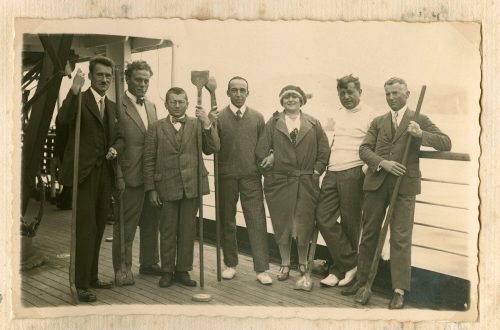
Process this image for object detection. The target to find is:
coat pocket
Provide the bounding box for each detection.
[154,173,162,181]
[407,169,421,178]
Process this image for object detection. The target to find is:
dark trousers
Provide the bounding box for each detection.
[112,186,160,271]
[159,197,198,272]
[75,163,112,289]
[219,177,269,272]
[316,166,364,278]
[356,176,416,291]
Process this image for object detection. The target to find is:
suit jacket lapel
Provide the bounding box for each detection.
[123,94,147,135]
[393,108,412,142]
[295,113,313,146]
[382,112,393,140]
[161,116,179,148]
[145,101,157,127]
[181,117,195,151]
[85,89,104,126]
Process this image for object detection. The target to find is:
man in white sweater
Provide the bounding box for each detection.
[316,74,376,287]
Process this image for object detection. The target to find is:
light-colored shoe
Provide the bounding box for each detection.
[256,272,273,285]
[320,274,340,287]
[338,266,357,287]
[222,267,236,280]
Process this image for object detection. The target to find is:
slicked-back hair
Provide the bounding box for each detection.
[165,87,188,103]
[337,74,361,92]
[384,77,408,89]
[125,60,154,79]
[227,76,249,93]
[89,56,115,74]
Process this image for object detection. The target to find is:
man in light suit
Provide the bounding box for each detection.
[143,87,220,288]
[112,61,161,283]
[58,56,125,302]
[341,77,451,309]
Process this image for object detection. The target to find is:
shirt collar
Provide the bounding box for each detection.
[90,87,105,104]
[126,90,139,104]
[343,102,363,113]
[391,105,407,119]
[169,114,186,123]
[229,103,247,116]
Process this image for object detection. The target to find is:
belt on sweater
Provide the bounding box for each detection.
[271,170,314,177]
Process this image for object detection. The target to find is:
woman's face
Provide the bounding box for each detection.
[282,93,302,113]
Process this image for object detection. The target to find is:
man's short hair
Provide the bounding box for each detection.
[125,60,153,79]
[384,77,408,89]
[337,74,361,91]
[165,87,188,102]
[227,76,249,92]
[89,56,115,74]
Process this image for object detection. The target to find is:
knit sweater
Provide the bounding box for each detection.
[217,106,265,178]
[328,103,376,171]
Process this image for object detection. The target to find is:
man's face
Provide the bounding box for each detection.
[166,93,188,118]
[385,83,409,111]
[227,79,249,108]
[126,69,150,98]
[338,82,361,110]
[89,63,113,96]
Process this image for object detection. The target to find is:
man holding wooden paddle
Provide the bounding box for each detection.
[341,77,451,309]
[58,56,125,302]
[143,87,220,288]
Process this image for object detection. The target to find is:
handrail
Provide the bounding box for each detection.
[419,151,470,161]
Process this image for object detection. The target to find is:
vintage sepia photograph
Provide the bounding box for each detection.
[13,18,480,322]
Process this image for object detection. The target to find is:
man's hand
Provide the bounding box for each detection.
[407,120,423,138]
[148,190,163,208]
[380,160,406,176]
[70,68,85,95]
[260,153,274,170]
[106,147,118,160]
[208,107,219,124]
[195,105,212,129]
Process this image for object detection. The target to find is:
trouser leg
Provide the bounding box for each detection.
[139,194,160,266]
[112,186,143,271]
[159,200,179,273]
[390,194,415,291]
[175,197,198,272]
[219,178,239,268]
[278,238,293,266]
[239,177,269,272]
[356,179,391,284]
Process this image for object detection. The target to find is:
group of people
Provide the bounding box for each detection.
[57,55,451,309]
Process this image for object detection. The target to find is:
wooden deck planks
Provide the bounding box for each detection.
[20,200,391,309]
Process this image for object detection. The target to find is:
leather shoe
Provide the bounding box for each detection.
[159,273,173,288]
[77,289,96,302]
[320,274,340,287]
[175,271,197,287]
[388,292,405,309]
[340,280,363,296]
[139,264,163,276]
[90,280,113,289]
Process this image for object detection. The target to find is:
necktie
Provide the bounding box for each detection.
[99,98,105,119]
[236,110,242,119]
[290,128,299,145]
[393,111,399,129]
[136,97,144,106]
[171,116,186,124]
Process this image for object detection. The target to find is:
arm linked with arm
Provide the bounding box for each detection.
[359,118,385,172]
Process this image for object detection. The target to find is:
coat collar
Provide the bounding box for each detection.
[84,89,105,125]
[273,111,316,146]
[393,107,414,142]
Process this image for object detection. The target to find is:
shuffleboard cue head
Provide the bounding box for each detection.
[192,293,213,302]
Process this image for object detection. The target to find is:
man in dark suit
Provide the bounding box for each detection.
[143,87,220,288]
[58,56,125,302]
[112,61,161,284]
[341,77,451,309]
[216,77,272,285]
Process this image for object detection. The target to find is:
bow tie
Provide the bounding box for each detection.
[171,116,186,124]
[136,97,145,105]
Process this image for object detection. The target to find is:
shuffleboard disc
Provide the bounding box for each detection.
[192,293,212,302]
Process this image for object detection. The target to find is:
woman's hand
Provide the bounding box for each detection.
[260,153,274,170]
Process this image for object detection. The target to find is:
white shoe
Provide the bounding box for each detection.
[222,267,236,279]
[320,274,340,287]
[256,272,273,285]
[338,266,357,287]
